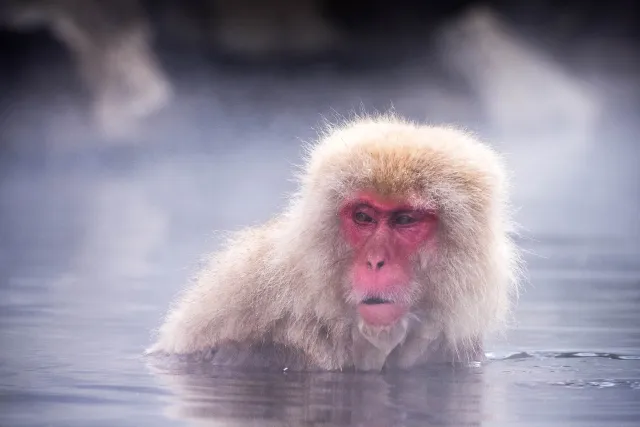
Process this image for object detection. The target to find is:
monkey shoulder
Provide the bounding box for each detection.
[149,220,297,356]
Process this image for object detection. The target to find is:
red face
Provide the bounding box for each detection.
[339,192,438,327]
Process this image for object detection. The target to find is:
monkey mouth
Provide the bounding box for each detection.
[361,296,393,305]
[357,297,407,326]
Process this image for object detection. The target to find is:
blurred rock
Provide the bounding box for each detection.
[0,0,342,141]
[437,6,600,144]
[215,0,338,56]
[1,0,172,141]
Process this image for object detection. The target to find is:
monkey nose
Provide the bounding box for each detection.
[366,259,385,270]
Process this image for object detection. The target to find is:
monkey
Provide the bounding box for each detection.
[146,113,521,372]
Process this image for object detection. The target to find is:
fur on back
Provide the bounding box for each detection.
[148,113,521,370]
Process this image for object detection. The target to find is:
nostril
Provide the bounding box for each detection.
[367,260,385,270]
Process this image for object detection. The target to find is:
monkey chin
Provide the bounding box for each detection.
[357,301,408,328]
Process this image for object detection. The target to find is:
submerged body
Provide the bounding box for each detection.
[148,114,521,371]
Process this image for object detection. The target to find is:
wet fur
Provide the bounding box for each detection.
[147,113,522,371]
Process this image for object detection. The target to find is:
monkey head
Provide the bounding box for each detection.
[289,115,519,350]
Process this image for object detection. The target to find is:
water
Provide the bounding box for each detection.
[1,10,640,427]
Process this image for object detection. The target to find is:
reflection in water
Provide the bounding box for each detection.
[149,364,486,427]
[145,351,640,427]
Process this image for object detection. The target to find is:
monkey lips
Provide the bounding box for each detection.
[357,297,408,326]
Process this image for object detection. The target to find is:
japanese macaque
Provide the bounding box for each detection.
[147,114,521,372]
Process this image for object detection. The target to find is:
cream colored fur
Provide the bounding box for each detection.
[147,113,521,371]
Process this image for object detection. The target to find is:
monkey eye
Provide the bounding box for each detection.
[354,211,374,224]
[393,213,417,226]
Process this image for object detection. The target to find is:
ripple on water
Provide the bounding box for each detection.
[550,379,640,390]
[513,379,640,390]
[486,351,640,361]
[486,350,640,391]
